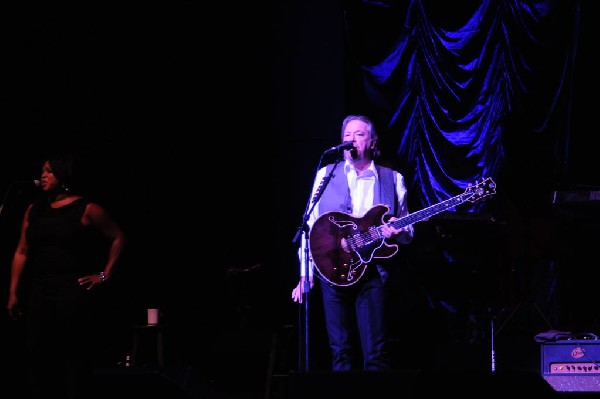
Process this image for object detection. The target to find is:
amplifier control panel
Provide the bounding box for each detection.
[549,362,600,374]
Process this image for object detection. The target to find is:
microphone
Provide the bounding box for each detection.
[324,141,355,153]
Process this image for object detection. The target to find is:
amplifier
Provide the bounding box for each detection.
[540,340,600,392]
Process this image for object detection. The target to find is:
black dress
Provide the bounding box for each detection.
[24,197,104,399]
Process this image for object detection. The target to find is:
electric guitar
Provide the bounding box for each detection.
[309,177,496,286]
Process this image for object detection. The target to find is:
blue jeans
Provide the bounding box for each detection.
[319,267,390,371]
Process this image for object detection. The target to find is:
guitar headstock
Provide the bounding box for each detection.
[465,177,496,203]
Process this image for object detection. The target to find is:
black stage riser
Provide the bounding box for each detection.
[287,370,575,399]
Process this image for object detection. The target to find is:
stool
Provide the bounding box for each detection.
[131,325,165,368]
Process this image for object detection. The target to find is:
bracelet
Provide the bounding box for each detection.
[98,272,107,282]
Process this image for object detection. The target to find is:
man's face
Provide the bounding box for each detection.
[342,119,373,161]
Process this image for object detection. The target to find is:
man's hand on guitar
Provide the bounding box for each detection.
[381,217,407,238]
[291,276,314,303]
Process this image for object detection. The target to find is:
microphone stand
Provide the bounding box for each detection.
[0,186,15,218]
[0,182,28,219]
[292,153,343,372]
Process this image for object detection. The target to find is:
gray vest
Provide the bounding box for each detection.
[318,163,398,217]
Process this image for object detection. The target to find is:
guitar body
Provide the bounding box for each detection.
[309,204,398,286]
[309,177,496,287]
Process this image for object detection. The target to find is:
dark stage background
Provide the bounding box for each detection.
[1,2,598,397]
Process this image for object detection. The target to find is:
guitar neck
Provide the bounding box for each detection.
[390,192,471,229]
